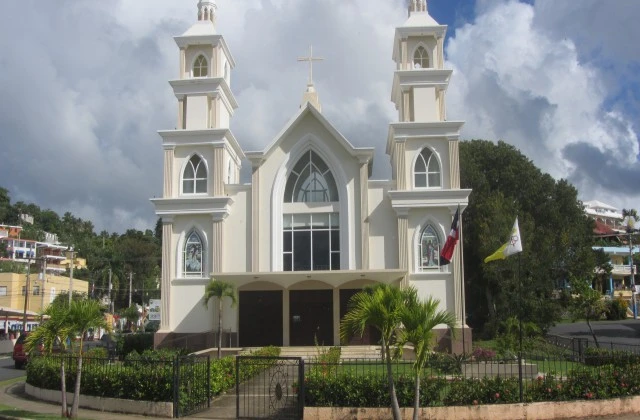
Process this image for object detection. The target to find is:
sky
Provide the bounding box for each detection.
[0,0,638,234]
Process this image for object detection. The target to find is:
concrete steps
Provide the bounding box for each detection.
[241,345,383,361]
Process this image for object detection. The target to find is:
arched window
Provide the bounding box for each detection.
[282,150,340,271]
[413,46,429,69]
[183,155,207,194]
[183,231,204,277]
[419,224,440,269]
[283,150,338,203]
[193,55,208,78]
[414,148,441,188]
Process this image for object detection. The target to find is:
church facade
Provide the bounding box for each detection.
[152,0,471,351]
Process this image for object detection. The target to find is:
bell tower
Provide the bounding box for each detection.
[386,0,472,353]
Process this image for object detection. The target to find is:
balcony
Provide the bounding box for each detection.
[612,264,637,276]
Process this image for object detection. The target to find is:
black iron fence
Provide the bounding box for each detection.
[303,346,640,406]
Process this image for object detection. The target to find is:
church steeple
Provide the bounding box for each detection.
[298,45,323,112]
[198,0,217,24]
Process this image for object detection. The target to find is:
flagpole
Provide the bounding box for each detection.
[458,204,466,355]
[518,252,523,403]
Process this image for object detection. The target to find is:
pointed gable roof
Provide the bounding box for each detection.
[245,102,374,175]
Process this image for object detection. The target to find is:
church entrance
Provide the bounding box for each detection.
[239,291,283,347]
[289,290,333,346]
[340,289,381,345]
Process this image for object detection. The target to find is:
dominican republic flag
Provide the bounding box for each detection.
[439,208,460,266]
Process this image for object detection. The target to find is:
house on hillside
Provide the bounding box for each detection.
[152,0,471,352]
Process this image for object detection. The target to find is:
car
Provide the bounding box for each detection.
[12,332,43,369]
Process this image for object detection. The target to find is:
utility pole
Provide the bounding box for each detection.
[66,246,75,306]
[629,230,637,319]
[108,268,114,313]
[22,257,31,333]
[128,272,133,308]
[40,258,46,316]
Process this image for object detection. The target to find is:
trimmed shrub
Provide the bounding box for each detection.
[26,346,282,403]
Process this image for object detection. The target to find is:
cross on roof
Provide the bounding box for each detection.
[297,45,323,85]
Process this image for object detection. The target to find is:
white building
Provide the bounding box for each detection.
[152,0,471,352]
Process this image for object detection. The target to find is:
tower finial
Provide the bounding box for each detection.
[408,0,427,15]
[198,0,217,24]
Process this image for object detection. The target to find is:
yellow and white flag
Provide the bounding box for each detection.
[484,217,523,263]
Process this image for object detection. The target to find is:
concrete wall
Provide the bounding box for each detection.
[26,383,173,418]
[305,395,640,420]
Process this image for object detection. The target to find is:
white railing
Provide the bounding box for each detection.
[612,264,637,275]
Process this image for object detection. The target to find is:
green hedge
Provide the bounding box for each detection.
[26,346,281,403]
[583,348,640,367]
[304,366,640,407]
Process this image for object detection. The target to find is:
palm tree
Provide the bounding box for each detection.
[25,302,73,418]
[66,299,109,419]
[340,283,412,420]
[203,279,237,359]
[398,295,456,420]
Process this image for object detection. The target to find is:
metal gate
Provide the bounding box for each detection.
[236,356,304,419]
[174,354,211,418]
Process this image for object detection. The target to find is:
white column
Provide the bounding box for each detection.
[251,164,260,272]
[359,161,370,270]
[160,219,173,330]
[163,147,174,198]
[397,210,409,287]
[448,140,460,189]
[395,141,406,190]
[180,48,186,79]
[401,39,408,70]
[213,147,224,196]
[212,220,223,273]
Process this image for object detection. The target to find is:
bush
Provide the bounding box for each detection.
[26,346,280,403]
[605,298,628,321]
[472,348,496,362]
[583,347,640,367]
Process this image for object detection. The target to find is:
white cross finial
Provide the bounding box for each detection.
[297,45,323,85]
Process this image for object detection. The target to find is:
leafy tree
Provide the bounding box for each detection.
[569,277,606,348]
[397,293,456,420]
[66,299,109,418]
[340,284,413,420]
[203,279,237,360]
[25,302,73,417]
[460,140,597,337]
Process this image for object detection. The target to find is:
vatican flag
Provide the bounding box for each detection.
[484,218,523,263]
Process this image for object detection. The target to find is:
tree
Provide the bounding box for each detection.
[203,279,236,360]
[340,284,412,420]
[397,294,456,420]
[569,277,606,348]
[25,302,73,417]
[460,140,597,337]
[66,299,109,418]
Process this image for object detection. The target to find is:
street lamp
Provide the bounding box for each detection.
[65,246,76,306]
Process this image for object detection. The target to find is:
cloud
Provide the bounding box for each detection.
[0,0,638,234]
[446,0,639,209]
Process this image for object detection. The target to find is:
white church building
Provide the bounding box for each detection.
[152,0,471,352]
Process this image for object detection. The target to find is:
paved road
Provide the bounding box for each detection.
[548,319,640,350]
[0,356,26,382]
